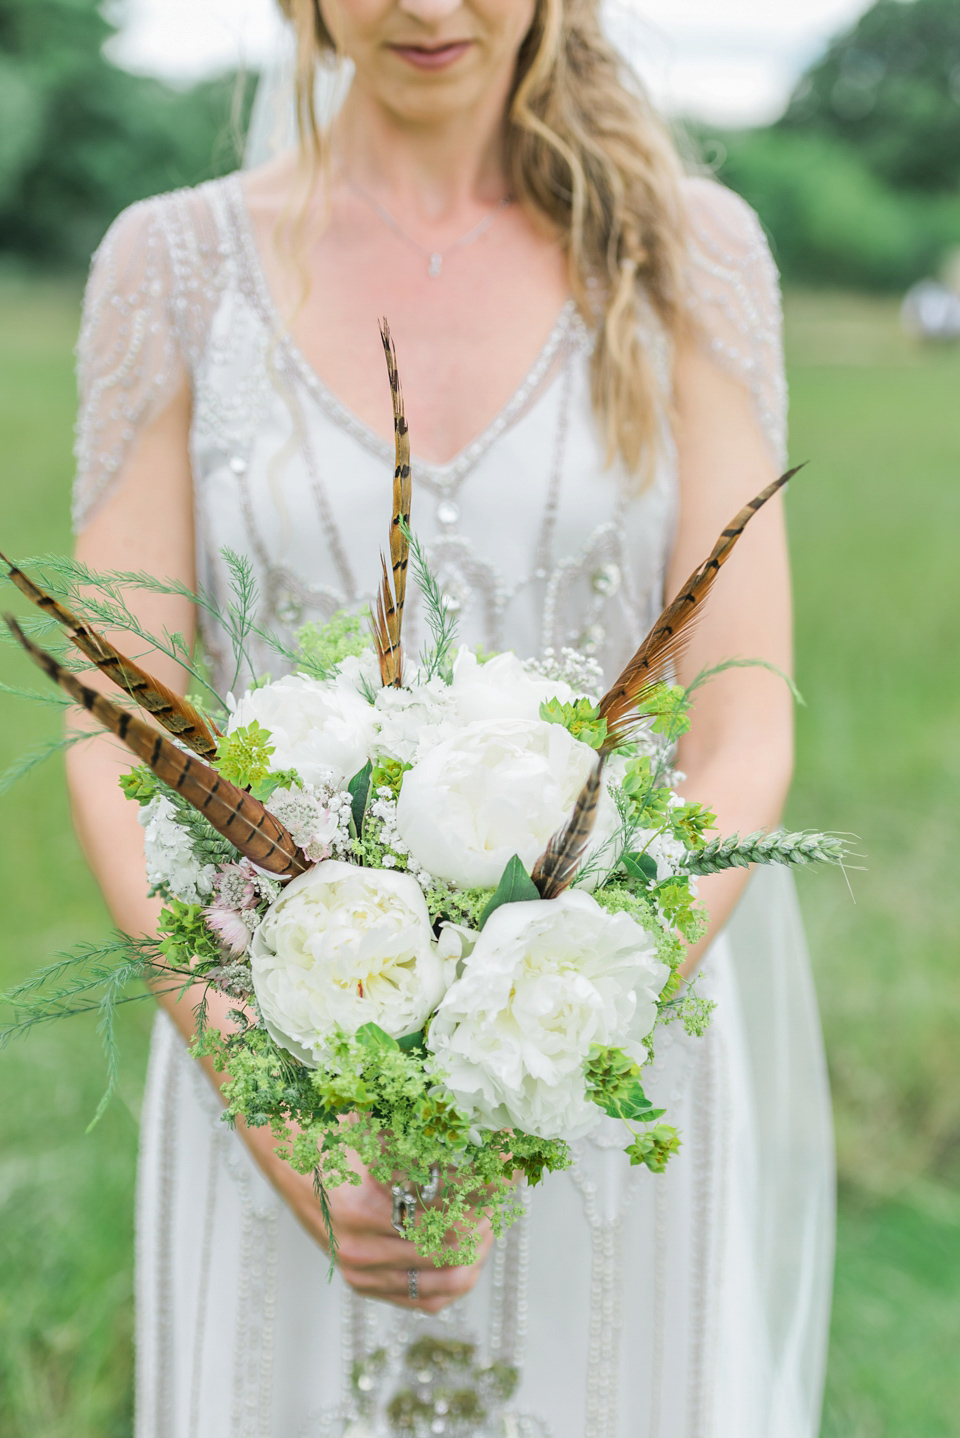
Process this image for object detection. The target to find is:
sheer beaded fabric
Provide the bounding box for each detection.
[74,173,833,1438]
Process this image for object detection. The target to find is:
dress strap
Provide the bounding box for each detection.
[682,176,788,469]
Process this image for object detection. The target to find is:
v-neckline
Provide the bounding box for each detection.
[222,173,583,490]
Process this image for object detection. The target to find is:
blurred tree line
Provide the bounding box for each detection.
[2,0,959,288]
[0,0,251,266]
[704,0,960,289]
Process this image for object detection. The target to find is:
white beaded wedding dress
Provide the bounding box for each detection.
[72,162,834,1438]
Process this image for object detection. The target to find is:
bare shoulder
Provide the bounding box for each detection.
[239,150,311,223]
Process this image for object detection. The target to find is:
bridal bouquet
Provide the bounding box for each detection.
[0,327,845,1266]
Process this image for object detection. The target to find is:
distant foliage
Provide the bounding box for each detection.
[703,0,960,290]
[713,127,960,290]
[0,0,253,266]
[780,0,960,194]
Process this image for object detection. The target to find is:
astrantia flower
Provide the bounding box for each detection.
[228,673,376,787]
[250,860,451,1065]
[427,891,668,1140]
[139,795,215,904]
[203,860,262,957]
[212,860,259,911]
[394,717,620,889]
[265,784,350,862]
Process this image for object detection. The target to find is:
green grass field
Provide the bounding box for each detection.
[1,278,958,1436]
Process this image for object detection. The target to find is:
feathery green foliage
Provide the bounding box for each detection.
[399,519,459,681]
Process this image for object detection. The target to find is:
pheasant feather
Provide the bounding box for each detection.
[1,551,219,759]
[373,320,412,687]
[531,755,606,900]
[597,467,801,751]
[5,617,308,878]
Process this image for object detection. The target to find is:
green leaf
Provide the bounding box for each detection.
[595,1078,665,1124]
[348,761,372,834]
[397,1029,426,1054]
[249,767,302,802]
[355,1022,399,1050]
[478,855,540,929]
[622,851,659,884]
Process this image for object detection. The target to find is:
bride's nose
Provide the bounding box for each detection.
[397,0,464,20]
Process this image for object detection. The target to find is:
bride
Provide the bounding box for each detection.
[66,1,834,1434]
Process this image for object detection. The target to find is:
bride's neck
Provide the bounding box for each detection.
[332,83,511,221]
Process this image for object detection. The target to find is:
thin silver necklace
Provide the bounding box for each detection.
[347,181,512,278]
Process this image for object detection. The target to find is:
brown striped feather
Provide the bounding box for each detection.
[374,320,412,687]
[1,550,220,758]
[5,617,308,878]
[597,467,801,751]
[531,755,606,899]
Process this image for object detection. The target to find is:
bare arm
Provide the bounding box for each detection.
[667,332,794,977]
[66,378,485,1309]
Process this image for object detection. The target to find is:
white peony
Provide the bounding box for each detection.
[139,795,215,903]
[449,648,577,723]
[250,860,450,1065]
[228,673,376,787]
[427,891,669,1140]
[394,717,620,890]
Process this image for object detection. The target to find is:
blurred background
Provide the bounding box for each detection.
[1,1,959,1433]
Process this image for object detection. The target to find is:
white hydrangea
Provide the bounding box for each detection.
[372,675,458,766]
[632,826,690,881]
[427,891,668,1140]
[367,786,434,890]
[139,796,215,904]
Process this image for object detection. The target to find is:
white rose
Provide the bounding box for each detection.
[450,649,577,723]
[250,860,450,1065]
[394,717,619,890]
[427,891,668,1140]
[228,673,376,787]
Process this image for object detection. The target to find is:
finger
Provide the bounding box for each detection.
[335,1220,492,1271]
[339,1260,484,1305]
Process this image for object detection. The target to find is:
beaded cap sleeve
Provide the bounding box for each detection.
[681,176,788,468]
[72,186,226,532]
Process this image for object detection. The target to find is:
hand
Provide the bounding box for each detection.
[322,1165,494,1313]
[242,1123,493,1313]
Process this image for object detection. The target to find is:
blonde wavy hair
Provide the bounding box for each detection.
[278,0,688,479]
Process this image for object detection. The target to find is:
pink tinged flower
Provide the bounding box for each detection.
[212,860,258,910]
[203,903,253,958]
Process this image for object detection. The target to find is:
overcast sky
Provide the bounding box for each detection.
[108,0,875,127]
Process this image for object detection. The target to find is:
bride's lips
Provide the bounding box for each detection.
[388,40,474,71]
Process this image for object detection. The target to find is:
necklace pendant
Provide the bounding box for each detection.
[428,252,443,279]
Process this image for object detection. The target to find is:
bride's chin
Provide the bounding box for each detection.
[349,53,508,125]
